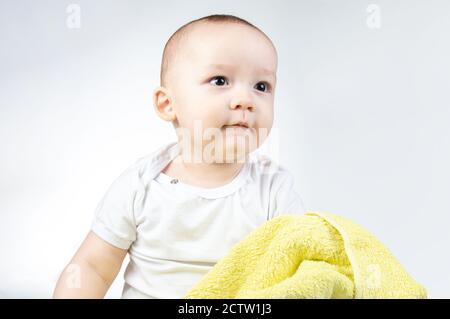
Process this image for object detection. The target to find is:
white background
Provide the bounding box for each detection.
[1,0,449,298]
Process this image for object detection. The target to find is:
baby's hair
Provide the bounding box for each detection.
[159,14,274,87]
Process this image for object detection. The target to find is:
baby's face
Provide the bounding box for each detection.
[166,23,277,162]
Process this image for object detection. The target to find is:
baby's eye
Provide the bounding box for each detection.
[209,76,229,86]
[255,81,270,93]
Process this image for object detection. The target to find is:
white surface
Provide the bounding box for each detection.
[1,0,449,298]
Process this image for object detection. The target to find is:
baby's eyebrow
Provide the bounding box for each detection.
[205,63,276,79]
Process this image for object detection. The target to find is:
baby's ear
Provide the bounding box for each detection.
[153,86,177,122]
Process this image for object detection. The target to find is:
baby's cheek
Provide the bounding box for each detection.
[255,122,272,147]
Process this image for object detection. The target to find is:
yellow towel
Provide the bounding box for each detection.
[184,212,427,299]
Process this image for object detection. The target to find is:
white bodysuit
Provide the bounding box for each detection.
[90,141,306,298]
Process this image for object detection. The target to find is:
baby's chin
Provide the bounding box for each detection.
[207,133,259,163]
[176,126,268,163]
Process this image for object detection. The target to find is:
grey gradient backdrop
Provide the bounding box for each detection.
[1,0,449,298]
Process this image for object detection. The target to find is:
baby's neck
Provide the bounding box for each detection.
[161,155,245,189]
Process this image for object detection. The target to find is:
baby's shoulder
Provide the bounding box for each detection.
[109,143,173,194]
[126,141,178,183]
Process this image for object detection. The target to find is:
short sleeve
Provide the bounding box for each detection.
[90,167,139,250]
[269,170,306,219]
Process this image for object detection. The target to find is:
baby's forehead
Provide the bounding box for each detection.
[181,23,277,65]
[187,21,275,49]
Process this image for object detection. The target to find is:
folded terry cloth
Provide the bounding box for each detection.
[184,212,427,299]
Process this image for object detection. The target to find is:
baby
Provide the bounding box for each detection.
[53,14,306,299]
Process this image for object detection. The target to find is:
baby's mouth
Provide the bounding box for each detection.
[222,120,250,129]
[222,121,250,130]
[222,124,248,129]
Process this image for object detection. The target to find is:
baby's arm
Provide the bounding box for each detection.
[53,231,127,298]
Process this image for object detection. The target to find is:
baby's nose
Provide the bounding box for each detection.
[230,92,254,111]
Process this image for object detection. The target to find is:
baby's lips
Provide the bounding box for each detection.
[223,121,250,128]
[222,125,250,130]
